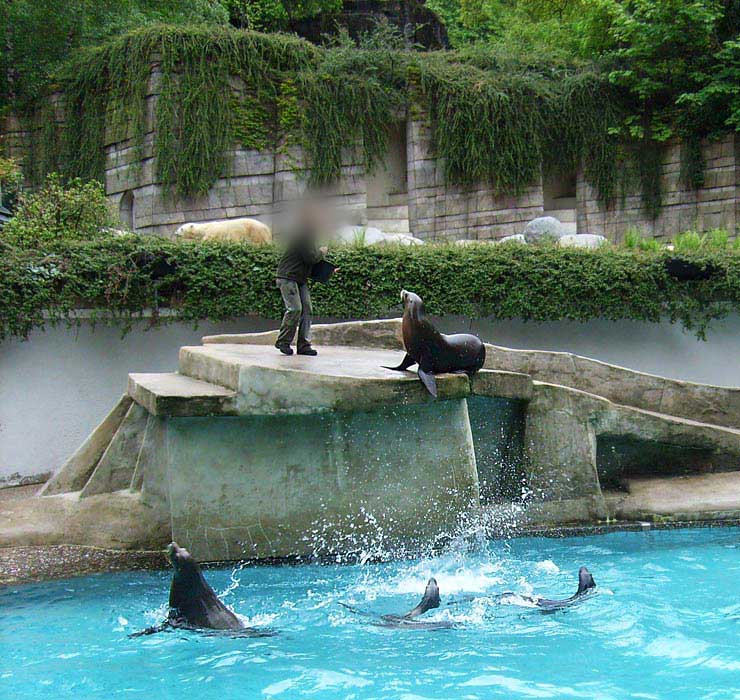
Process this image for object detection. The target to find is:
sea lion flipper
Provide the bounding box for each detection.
[382,353,417,372]
[576,566,596,595]
[128,622,169,638]
[403,577,441,619]
[418,368,437,397]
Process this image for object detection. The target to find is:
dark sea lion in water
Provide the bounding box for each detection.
[445,567,597,613]
[534,566,596,611]
[383,290,486,397]
[494,567,596,613]
[130,542,273,638]
[340,577,455,629]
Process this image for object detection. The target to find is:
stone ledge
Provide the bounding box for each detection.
[607,471,740,519]
[206,319,740,429]
[485,342,740,429]
[128,372,237,416]
[179,344,471,414]
[0,491,169,550]
[532,380,740,450]
[471,369,533,401]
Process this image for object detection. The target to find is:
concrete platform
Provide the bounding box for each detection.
[13,319,740,564]
[205,320,740,428]
[179,344,473,414]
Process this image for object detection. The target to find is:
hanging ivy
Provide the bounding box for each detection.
[17,24,714,212]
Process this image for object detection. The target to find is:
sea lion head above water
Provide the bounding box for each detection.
[166,542,244,630]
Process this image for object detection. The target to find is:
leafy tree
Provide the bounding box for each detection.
[1,173,117,246]
[1,1,229,107]
[223,0,341,31]
[593,0,724,141]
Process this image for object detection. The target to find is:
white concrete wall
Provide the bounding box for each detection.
[0,318,273,485]
[3,314,740,484]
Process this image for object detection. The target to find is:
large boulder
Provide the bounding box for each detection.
[558,234,609,249]
[522,216,566,244]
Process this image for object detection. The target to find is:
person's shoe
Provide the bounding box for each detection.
[297,346,318,356]
[275,344,293,355]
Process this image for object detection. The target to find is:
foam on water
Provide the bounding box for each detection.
[1,527,739,700]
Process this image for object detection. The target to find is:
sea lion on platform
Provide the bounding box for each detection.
[129,542,273,637]
[340,577,455,629]
[383,289,486,397]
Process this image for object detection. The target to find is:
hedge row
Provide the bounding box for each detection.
[3,237,740,341]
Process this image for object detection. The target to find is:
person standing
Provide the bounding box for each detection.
[274,227,327,356]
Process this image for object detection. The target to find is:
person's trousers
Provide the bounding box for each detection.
[276,279,312,350]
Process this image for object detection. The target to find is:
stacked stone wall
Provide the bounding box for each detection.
[576,134,738,241]
[406,119,544,241]
[3,75,738,241]
[100,65,366,237]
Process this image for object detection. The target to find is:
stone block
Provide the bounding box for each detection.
[524,383,603,503]
[128,372,237,417]
[178,344,471,414]
[167,399,479,560]
[471,369,533,401]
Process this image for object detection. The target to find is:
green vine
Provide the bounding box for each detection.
[17,24,717,211]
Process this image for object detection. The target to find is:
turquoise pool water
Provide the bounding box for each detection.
[1,527,738,700]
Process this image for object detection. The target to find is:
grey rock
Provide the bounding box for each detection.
[522,216,566,243]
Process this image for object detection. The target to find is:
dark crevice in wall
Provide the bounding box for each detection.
[466,396,526,505]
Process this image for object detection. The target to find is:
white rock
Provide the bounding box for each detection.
[522,216,566,243]
[334,226,423,246]
[497,234,527,245]
[558,234,608,249]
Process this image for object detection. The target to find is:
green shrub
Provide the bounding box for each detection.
[672,229,734,253]
[704,228,731,250]
[2,236,740,342]
[1,174,118,247]
[623,227,663,252]
[672,231,705,253]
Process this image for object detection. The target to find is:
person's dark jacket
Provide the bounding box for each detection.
[276,233,324,284]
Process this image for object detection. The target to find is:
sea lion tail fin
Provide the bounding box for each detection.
[404,577,441,619]
[418,369,437,397]
[576,567,596,595]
